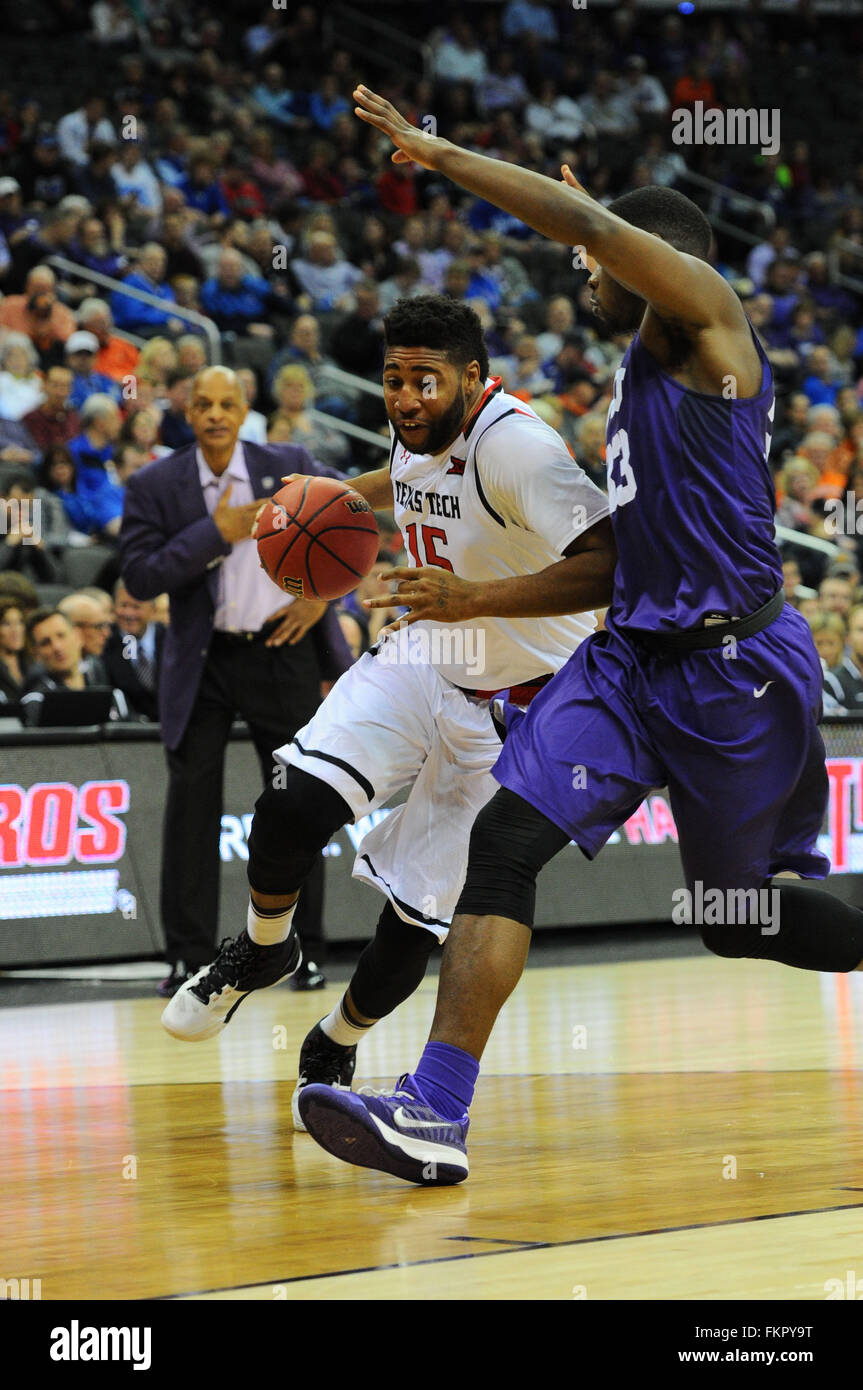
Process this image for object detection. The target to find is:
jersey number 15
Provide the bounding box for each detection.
[404,522,454,571]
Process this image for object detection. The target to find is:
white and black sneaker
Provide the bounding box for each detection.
[161,929,302,1041]
[292,1021,357,1132]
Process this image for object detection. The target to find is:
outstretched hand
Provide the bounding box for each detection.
[352,85,442,169]
[560,164,598,275]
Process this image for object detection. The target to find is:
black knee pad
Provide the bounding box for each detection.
[698,881,776,959]
[702,881,863,974]
[247,766,351,895]
[455,787,570,927]
[699,923,759,959]
[350,901,438,1019]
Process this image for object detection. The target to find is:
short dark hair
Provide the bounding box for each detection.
[0,594,26,624]
[0,573,39,613]
[3,470,34,496]
[606,185,712,259]
[383,295,489,382]
[26,605,69,642]
[37,445,75,491]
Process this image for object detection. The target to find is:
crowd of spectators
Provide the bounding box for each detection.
[0,568,166,724]
[2,1,863,712]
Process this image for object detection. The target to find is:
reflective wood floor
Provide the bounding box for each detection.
[2,954,863,1300]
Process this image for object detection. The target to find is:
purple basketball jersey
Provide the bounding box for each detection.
[605,328,781,631]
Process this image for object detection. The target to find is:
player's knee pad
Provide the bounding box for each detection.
[247,766,351,895]
[456,787,571,927]
[699,923,759,959]
[698,880,789,961]
[350,901,438,1019]
[706,881,863,974]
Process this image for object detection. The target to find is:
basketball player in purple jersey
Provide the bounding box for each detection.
[298,88,863,1184]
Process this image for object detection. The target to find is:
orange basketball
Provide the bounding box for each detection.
[255,475,379,601]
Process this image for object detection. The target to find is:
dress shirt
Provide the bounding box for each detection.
[196,443,291,632]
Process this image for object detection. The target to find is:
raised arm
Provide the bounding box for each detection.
[353,86,737,332]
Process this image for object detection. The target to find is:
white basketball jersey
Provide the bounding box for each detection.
[388,378,610,689]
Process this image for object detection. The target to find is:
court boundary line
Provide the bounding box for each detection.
[3,1068,859,1097]
[157,1198,863,1300]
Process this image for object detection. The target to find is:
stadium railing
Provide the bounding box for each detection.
[322,2,433,79]
[45,256,222,365]
[317,363,382,399]
[827,237,863,296]
[308,408,389,458]
[674,169,775,249]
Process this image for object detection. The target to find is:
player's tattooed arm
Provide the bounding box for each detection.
[353,85,735,332]
[365,517,616,633]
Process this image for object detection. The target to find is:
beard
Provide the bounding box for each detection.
[394,385,467,456]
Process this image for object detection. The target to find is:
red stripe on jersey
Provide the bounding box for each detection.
[462,377,503,438]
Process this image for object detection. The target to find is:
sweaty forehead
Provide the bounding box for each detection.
[384,347,453,374]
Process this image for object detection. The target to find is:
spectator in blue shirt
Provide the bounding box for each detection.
[200,248,277,337]
[467,196,535,242]
[110,243,183,337]
[502,0,559,43]
[464,240,504,312]
[158,369,196,451]
[64,332,122,410]
[252,63,306,130]
[179,155,230,224]
[309,76,351,132]
[70,216,127,280]
[65,394,124,536]
[38,445,100,537]
[802,345,843,407]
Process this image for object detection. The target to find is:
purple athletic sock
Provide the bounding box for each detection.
[407,1041,479,1121]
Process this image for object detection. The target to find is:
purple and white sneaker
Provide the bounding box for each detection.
[298,1076,469,1185]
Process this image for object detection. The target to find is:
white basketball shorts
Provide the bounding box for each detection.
[275,635,504,939]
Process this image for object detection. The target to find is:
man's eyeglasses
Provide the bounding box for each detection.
[79,621,112,631]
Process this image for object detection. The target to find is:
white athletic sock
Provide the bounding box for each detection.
[247,897,297,946]
[320,994,374,1047]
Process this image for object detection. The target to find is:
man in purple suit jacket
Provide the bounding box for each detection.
[121,365,353,995]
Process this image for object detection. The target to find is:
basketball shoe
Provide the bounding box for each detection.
[291,1021,357,1131]
[161,929,301,1041]
[297,1076,469,1185]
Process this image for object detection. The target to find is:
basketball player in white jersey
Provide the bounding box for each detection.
[161,295,615,1126]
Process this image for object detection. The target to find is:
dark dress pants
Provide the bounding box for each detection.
[160,630,324,968]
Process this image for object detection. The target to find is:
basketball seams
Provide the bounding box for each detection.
[263,489,371,565]
[258,477,378,600]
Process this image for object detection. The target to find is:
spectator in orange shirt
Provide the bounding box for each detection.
[672,60,718,111]
[799,426,847,491]
[77,297,140,383]
[0,265,76,366]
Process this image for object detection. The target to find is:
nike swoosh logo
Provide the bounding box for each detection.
[392,1106,450,1131]
[753,682,774,698]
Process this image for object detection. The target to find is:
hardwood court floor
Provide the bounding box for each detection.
[2,954,863,1300]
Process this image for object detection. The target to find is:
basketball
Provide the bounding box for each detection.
[255,475,380,602]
